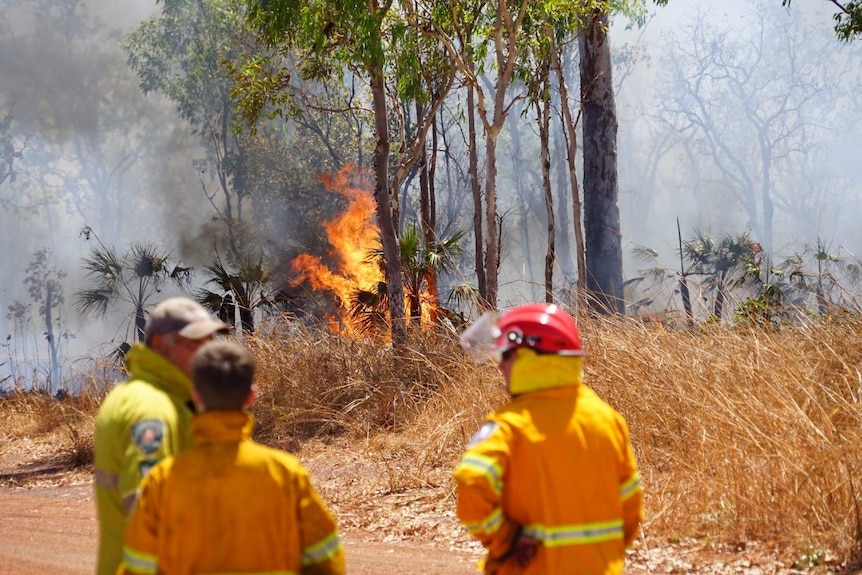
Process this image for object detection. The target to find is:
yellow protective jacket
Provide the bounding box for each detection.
[454,381,643,575]
[94,343,197,575]
[119,410,346,575]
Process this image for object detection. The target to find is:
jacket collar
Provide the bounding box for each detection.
[124,343,193,404]
[192,411,255,444]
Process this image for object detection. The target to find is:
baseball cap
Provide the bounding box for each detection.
[144,297,230,341]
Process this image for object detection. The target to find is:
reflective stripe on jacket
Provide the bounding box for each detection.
[94,343,196,575]
[454,384,643,575]
[119,410,346,575]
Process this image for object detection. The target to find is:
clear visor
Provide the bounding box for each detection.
[459,311,502,363]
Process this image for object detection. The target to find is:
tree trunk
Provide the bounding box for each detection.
[552,37,586,300]
[579,10,624,315]
[234,283,255,334]
[537,78,555,304]
[508,105,535,287]
[135,303,146,342]
[44,283,59,393]
[553,118,573,279]
[417,101,439,314]
[370,61,407,345]
[467,82,487,307]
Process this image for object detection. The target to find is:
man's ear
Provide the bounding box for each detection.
[243,386,256,408]
[191,386,205,411]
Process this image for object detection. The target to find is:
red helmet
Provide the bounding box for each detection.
[496,303,583,356]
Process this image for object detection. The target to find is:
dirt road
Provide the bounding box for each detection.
[0,479,479,575]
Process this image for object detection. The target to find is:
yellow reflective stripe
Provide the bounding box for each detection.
[462,506,504,536]
[301,530,343,565]
[121,546,157,574]
[522,519,624,546]
[620,472,642,501]
[455,453,504,496]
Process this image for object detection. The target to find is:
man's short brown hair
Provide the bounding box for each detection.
[191,341,256,410]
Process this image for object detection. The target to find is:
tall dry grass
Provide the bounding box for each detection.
[247,315,862,562]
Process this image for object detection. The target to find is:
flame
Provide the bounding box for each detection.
[290,166,383,332]
[291,164,442,334]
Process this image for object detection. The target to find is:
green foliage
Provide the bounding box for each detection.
[196,253,293,333]
[76,228,193,341]
[351,225,467,330]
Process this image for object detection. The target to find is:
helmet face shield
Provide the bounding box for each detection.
[459,304,583,364]
[459,312,502,363]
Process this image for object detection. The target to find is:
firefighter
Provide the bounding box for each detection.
[118,340,345,575]
[94,297,230,575]
[455,303,643,574]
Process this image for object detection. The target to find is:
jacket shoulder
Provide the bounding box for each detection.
[97,379,178,424]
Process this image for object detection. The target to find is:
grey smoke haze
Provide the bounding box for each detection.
[0,0,860,388]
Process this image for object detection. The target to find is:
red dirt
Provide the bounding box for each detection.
[0,444,852,574]
[0,473,480,575]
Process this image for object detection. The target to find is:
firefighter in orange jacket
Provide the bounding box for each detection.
[455,303,643,574]
[119,340,345,575]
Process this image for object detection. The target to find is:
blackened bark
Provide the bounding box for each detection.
[579,10,625,315]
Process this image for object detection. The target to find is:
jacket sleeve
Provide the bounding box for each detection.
[117,462,169,575]
[118,404,185,515]
[617,417,644,548]
[453,419,520,563]
[296,470,346,575]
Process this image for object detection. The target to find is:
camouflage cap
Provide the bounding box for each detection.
[144,297,230,341]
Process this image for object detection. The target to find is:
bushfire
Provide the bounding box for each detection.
[290,166,383,334]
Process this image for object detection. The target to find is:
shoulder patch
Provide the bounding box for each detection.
[131,419,165,456]
[467,421,500,448]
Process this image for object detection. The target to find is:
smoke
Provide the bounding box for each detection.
[1,0,861,388]
[0,0,216,389]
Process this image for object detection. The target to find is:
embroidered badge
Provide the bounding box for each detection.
[467,421,500,448]
[132,419,165,456]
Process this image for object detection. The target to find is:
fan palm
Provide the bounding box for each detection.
[351,225,466,333]
[196,254,291,334]
[76,242,192,341]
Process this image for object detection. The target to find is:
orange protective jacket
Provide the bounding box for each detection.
[118,410,345,575]
[454,382,643,575]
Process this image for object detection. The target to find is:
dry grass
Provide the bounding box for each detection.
[581,315,862,564]
[4,315,862,566]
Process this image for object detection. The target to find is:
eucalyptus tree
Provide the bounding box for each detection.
[579,6,628,314]
[0,0,161,240]
[126,0,260,263]
[655,3,844,255]
[242,1,457,346]
[7,249,70,392]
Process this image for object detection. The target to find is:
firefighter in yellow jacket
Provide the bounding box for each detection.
[118,340,345,575]
[456,303,643,574]
[94,297,229,575]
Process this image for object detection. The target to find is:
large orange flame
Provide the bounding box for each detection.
[290,166,383,332]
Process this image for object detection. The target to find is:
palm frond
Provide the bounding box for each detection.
[75,288,114,316]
